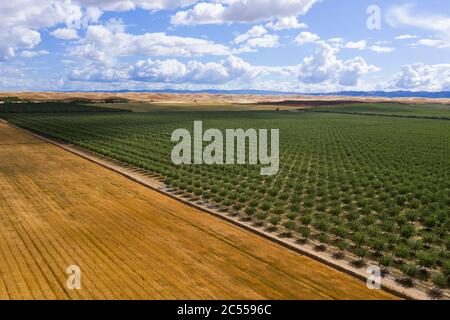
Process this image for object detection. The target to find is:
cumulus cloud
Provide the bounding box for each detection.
[294,33,393,53]
[76,0,198,12]
[234,25,267,44]
[343,40,394,53]
[69,54,299,86]
[395,34,418,40]
[0,0,203,61]
[246,35,279,48]
[20,50,50,58]
[386,63,450,91]
[51,28,80,40]
[0,1,102,60]
[171,0,319,25]
[266,16,307,30]
[412,39,450,49]
[368,45,395,53]
[233,26,278,52]
[298,42,379,86]
[71,24,230,61]
[70,55,259,83]
[0,27,41,61]
[294,31,320,45]
[67,28,379,90]
[345,40,367,50]
[69,64,130,82]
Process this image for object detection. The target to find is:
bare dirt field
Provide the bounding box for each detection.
[0,122,396,300]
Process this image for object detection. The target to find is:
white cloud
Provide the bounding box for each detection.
[386,63,450,91]
[246,35,279,48]
[327,38,344,44]
[233,26,278,52]
[69,53,301,87]
[394,34,418,40]
[234,25,267,44]
[294,31,320,45]
[72,24,230,61]
[69,63,130,82]
[171,0,319,25]
[131,58,187,83]
[70,55,262,84]
[0,1,102,61]
[345,40,367,50]
[51,28,80,40]
[413,39,450,49]
[266,16,307,30]
[0,0,203,61]
[20,50,50,58]
[387,4,450,38]
[298,42,379,86]
[77,0,199,12]
[343,40,394,53]
[0,27,41,61]
[368,45,395,53]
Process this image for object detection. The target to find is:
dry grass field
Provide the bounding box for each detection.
[1,91,449,105]
[0,122,396,300]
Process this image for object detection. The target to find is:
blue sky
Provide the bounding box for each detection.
[0,0,449,92]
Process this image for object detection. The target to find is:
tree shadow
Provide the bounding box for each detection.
[350,260,367,269]
[332,252,345,260]
[427,289,442,300]
[265,226,278,233]
[395,277,414,288]
[278,232,293,238]
[252,221,264,227]
[314,244,327,252]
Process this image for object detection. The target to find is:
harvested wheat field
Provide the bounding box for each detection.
[0,122,396,300]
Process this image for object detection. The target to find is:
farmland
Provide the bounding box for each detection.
[0,121,396,299]
[307,102,450,119]
[3,104,449,294]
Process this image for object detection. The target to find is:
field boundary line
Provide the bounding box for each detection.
[3,120,431,300]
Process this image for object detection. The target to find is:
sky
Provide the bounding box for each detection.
[0,0,449,92]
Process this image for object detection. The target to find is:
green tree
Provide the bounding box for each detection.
[269,215,281,227]
[370,238,387,255]
[354,247,369,262]
[400,223,415,239]
[431,273,447,290]
[378,255,394,273]
[394,244,411,260]
[352,231,367,247]
[401,264,419,281]
[299,226,311,240]
[300,214,312,226]
[283,221,296,236]
[417,250,438,270]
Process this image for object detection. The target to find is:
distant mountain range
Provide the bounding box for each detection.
[75,89,450,99]
[312,91,450,99]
